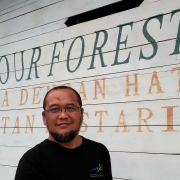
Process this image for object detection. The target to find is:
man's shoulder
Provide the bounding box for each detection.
[82,137,108,151]
[20,140,47,161]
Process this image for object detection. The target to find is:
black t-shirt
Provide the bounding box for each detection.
[15,137,113,180]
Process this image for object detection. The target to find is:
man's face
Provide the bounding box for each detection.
[42,89,83,142]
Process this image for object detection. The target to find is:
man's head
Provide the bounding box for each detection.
[42,86,83,143]
[43,86,82,110]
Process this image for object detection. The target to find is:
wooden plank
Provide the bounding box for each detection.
[0,0,121,38]
[0,0,179,57]
[0,132,46,149]
[0,0,28,11]
[1,5,179,53]
[0,0,74,21]
[0,0,37,16]
[0,18,67,46]
[0,0,122,22]
[0,142,180,180]
[0,146,28,166]
[0,166,17,180]
[110,152,180,180]
[140,0,161,6]
[0,63,180,107]
[0,0,179,179]
[1,10,180,70]
[1,8,179,52]
[0,38,179,89]
[0,99,180,153]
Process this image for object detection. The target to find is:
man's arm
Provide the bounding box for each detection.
[106,151,113,180]
[15,159,46,180]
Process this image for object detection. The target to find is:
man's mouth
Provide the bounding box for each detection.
[57,123,70,127]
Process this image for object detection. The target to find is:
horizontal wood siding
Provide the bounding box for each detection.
[0,0,180,179]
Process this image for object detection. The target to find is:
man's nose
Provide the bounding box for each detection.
[58,109,68,118]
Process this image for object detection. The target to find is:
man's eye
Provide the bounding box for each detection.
[66,107,75,111]
[50,108,59,112]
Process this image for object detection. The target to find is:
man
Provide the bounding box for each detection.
[15,86,113,180]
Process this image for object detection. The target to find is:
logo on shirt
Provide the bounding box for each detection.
[89,164,104,178]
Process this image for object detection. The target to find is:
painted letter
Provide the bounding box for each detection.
[46,84,56,92]
[115,110,129,132]
[67,36,84,73]
[80,112,89,133]
[12,116,20,134]
[48,41,64,76]
[32,86,42,104]
[94,78,106,100]
[137,108,153,132]
[26,47,41,80]
[95,110,108,132]
[0,56,9,84]
[139,14,163,60]
[63,83,71,87]
[148,71,164,94]
[171,67,180,92]
[170,10,180,55]
[125,73,139,96]
[88,30,108,69]
[79,81,87,100]
[14,51,24,82]
[25,115,35,133]
[111,22,133,66]
[162,106,179,132]
[2,117,9,134]
[19,89,28,105]
[2,91,9,107]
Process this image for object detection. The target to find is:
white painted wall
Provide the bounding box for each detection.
[0,0,180,179]
[140,0,161,6]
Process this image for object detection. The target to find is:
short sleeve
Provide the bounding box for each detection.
[106,151,113,180]
[15,150,46,180]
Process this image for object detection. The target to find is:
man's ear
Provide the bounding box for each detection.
[81,108,84,114]
[42,111,47,126]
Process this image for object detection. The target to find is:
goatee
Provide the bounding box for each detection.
[46,115,83,143]
[50,131,76,142]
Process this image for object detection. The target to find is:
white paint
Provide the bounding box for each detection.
[0,0,180,179]
[140,0,161,6]
[0,0,179,56]
[0,0,121,38]
[0,0,29,11]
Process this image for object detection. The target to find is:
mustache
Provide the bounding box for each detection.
[44,115,83,125]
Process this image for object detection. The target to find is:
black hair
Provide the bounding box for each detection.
[43,86,82,110]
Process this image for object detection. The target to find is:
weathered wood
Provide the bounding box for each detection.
[140,0,162,6]
[0,0,180,179]
[0,18,67,46]
[0,38,179,90]
[1,98,180,152]
[0,63,180,107]
[111,152,180,180]
[0,0,121,38]
[0,0,179,56]
[0,166,16,180]
[1,148,179,180]
[0,0,28,11]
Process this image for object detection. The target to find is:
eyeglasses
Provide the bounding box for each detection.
[44,105,80,114]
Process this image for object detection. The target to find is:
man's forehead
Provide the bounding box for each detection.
[46,89,78,102]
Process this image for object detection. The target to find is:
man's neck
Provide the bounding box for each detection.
[48,135,82,149]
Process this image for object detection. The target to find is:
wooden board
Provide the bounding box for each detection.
[0,0,179,57]
[0,0,121,39]
[0,0,180,179]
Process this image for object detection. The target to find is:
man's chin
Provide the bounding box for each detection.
[50,131,77,143]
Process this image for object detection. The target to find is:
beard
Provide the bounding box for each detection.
[46,115,83,143]
[50,130,76,142]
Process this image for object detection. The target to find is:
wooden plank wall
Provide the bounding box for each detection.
[0,0,180,179]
